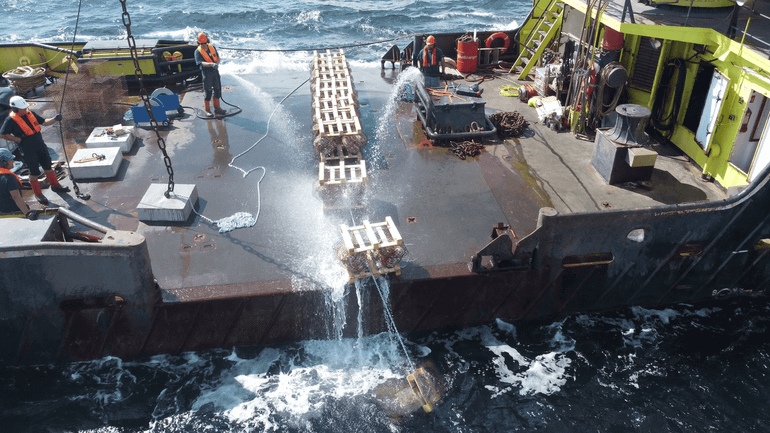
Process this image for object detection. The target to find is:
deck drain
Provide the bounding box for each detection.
[212,173,224,180]
[193,234,206,242]
[206,165,219,172]
[194,174,207,181]
[200,242,216,251]
[502,155,512,161]
[151,175,162,182]
[407,216,418,224]
[179,244,194,253]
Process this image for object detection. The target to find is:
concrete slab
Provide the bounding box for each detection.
[137,184,197,222]
[86,126,135,153]
[69,147,123,179]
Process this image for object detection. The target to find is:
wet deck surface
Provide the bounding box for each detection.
[27,65,727,298]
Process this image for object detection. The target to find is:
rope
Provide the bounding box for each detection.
[55,0,89,200]
[218,34,416,53]
[190,77,309,233]
[229,77,309,177]
[499,85,519,97]
[2,66,46,95]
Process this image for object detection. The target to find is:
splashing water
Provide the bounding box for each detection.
[374,67,423,142]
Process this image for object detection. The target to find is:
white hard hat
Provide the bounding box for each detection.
[9,96,29,110]
[0,148,14,161]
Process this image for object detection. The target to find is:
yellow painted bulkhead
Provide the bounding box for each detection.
[546,0,770,188]
[0,44,85,74]
[618,24,770,188]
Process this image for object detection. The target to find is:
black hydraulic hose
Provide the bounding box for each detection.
[192,95,242,120]
[650,58,687,137]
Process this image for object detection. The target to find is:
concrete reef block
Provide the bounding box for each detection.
[137,183,198,222]
[69,147,123,179]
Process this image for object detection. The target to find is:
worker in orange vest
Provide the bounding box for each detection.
[0,148,37,219]
[0,96,68,205]
[194,32,227,117]
[416,35,456,88]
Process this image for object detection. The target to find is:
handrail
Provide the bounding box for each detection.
[30,42,80,58]
[57,207,110,234]
[519,0,561,54]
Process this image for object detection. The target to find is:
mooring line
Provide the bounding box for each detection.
[369,268,416,372]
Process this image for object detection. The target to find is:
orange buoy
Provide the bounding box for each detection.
[485,32,510,55]
[456,39,478,74]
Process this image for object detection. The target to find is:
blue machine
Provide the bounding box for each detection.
[130,88,182,127]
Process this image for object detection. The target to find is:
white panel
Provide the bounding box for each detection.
[748,114,770,181]
[695,70,729,150]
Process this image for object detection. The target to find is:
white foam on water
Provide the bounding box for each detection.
[189,335,407,431]
[632,306,680,324]
[478,325,571,397]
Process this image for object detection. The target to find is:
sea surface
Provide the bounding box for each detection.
[2,1,770,432]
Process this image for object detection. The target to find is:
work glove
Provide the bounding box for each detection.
[53,114,62,122]
[25,210,39,221]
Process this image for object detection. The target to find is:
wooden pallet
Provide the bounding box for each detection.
[340,216,402,254]
[319,147,366,186]
[311,49,363,139]
[339,217,405,282]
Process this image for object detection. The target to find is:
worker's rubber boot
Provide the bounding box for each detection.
[213,98,227,116]
[30,178,48,205]
[46,171,70,193]
[204,100,213,117]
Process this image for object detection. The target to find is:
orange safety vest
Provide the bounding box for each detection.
[422,47,438,67]
[0,167,22,189]
[197,44,219,63]
[9,111,41,136]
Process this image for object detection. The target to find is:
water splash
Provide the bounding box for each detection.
[373,66,423,146]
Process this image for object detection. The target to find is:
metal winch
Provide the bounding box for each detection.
[591,103,658,185]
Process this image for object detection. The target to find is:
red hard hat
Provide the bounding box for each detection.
[426,35,436,45]
[197,33,208,44]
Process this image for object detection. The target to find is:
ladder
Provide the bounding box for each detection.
[510,0,564,80]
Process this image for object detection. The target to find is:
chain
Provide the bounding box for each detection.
[119,0,175,197]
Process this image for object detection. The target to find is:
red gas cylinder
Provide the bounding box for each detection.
[456,39,478,74]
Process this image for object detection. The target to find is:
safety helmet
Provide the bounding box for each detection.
[0,148,14,162]
[197,33,208,44]
[9,96,29,110]
[426,35,436,45]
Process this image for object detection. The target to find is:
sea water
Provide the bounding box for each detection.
[2,1,770,432]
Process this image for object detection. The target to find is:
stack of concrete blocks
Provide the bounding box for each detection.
[70,125,135,179]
